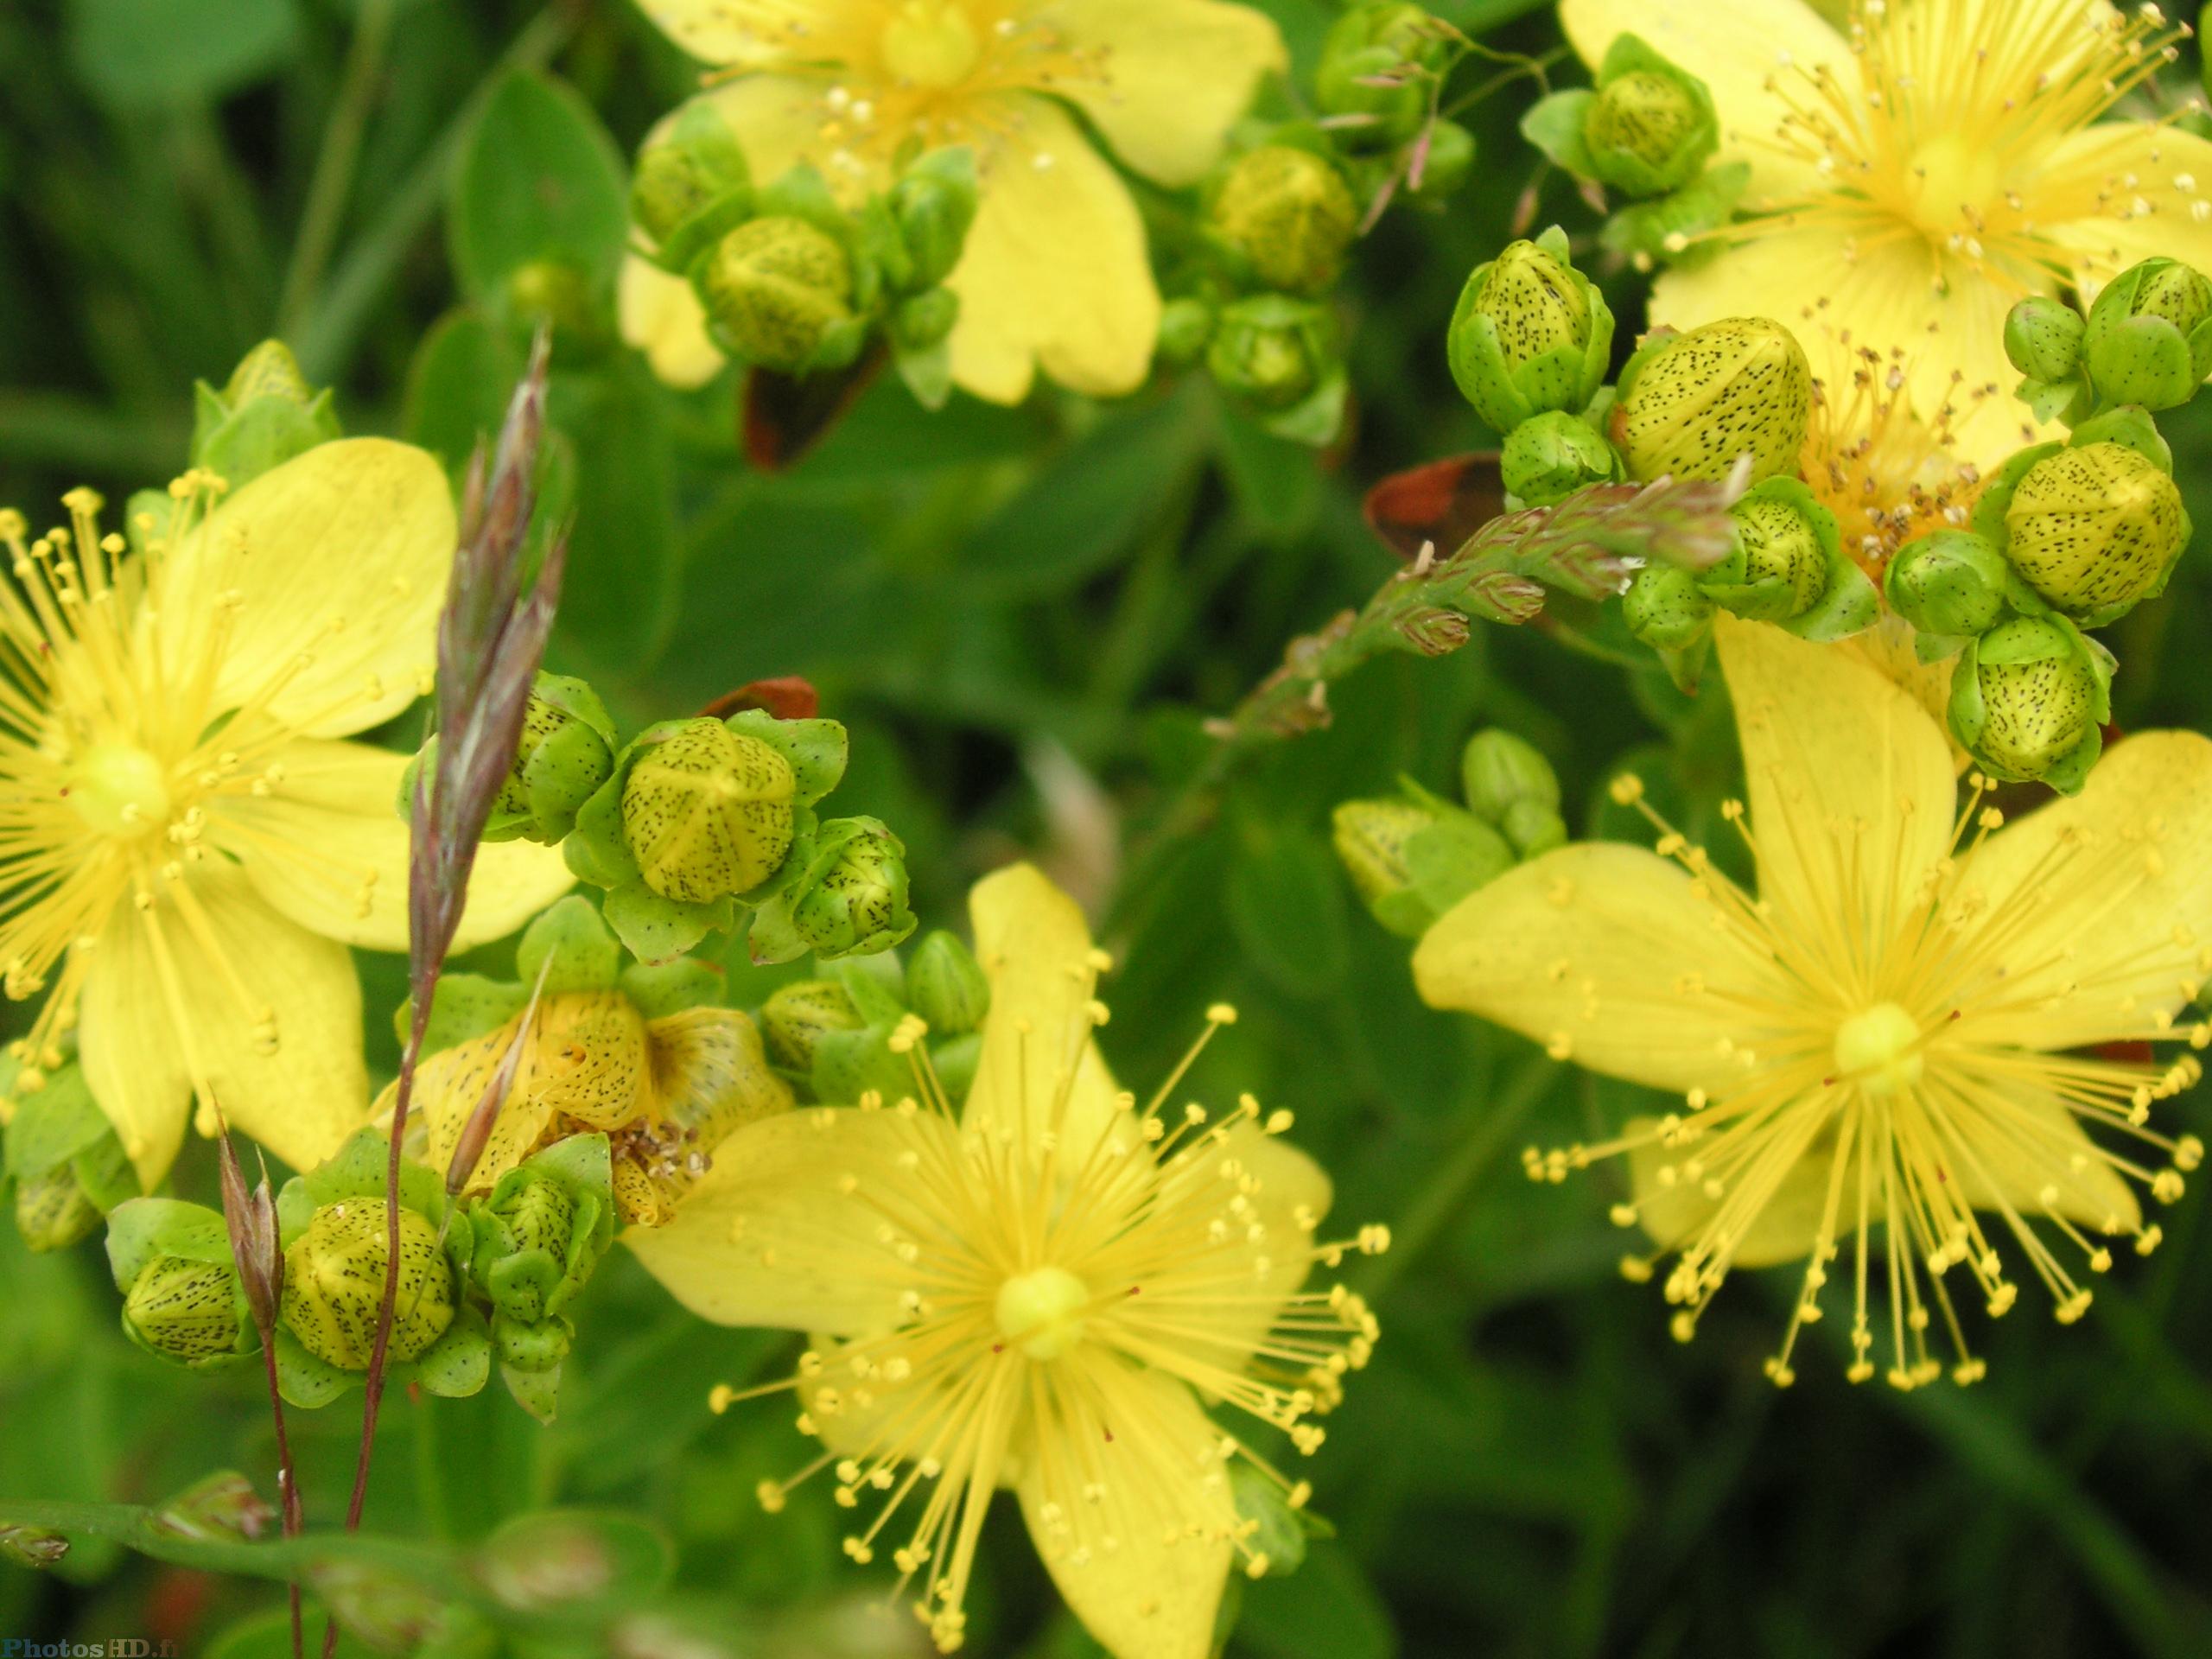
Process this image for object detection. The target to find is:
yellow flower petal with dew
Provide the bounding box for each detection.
[2040,124,2212,302]
[78,867,367,1185]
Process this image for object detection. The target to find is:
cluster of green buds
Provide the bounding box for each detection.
[5,1055,135,1252]
[561,707,912,966]
[2005,257,2212,423]
[453,1135,615,1423]
[404,671,617,847]
[760,930,990,1109]
[267,1129,491,1408]
[632,102,977,405]
[188,340,340,491]
[1884,407,2185,790]
[1520,34,1745,267]
[1333,728,1564,938]
[1313,3,1472,187]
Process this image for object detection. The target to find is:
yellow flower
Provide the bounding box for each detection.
[0,447,571,1187]
[1560,0,2212,466]
[621,0,1286,404]
[1414,615,2211,1388]
[630,865,1382,1658]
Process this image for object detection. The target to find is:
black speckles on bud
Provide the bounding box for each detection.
[1449,230,1612,434]
[1332,793,1515,938]
[1622,562,1715,652]
[2082,257,2212,411]
[785,817,918,961]
[622,719,798,905]
[1949,615,2111,793]
[2003,441,2189,623]
[1713,493,1827,621]
[282,1201,455,1370]
[124,1255,247,1364]
[1206,145,1360,297]
[699,216,858,375]
[1611,317,1811,485]
[761,979,867,1072]
[1585,69,1713,195]
[631,101,753,267]
[2004,296,2086,386]
[475,672,618,846]
[1885,529,2015,639]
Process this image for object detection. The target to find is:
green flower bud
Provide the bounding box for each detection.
[1207,294,1337,411]
[787,818,917,961]
[697,216,856,374]
[1714,491,1827,620]
[1500,797,1567,858]
[1448,232,1613,434]
[890,149,981,290]
[760,979,866,1072]
[1407,120,1476,201]
[1315,3,1444,147]
[1584,67,1716,196]
[2003,441,2188,623]
[930,1032,983,1104]
[890,286,960,353]
[282,1201,454,1370]
[190,339,340,489]
[1611,317,1811,484]
[1622,562,1715,652]
[225,339,315,408]
[123,1255,247,1364]
[2004,296,2085,385]
[1950,616,2107,787]
[1207,146,1360,297]
[1332,794,1515,938]
[1500,410,1620,505]
[1460,729,1560,824]
[908,931,990,1036]
[631,102,753,263]
[494,1312,573,1372]
[2083,257,2212,410]
[1884,529,2014,638]
[1158,296,1215,365]
[15,1166,100,1251]
[478,673,618,845]
[7,1060,137,1251]
[622,718,798,905]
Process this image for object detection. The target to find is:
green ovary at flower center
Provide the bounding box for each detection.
[880,2,982,88]
[1901,134,2000,236]
[1834,1001,1925,1098]
[995,1264,1090,1360]
[68,741,170,838]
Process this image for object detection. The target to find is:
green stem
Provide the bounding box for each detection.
[277,0,399,338]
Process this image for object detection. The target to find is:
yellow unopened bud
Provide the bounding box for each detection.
[222,340,315,409]
[123,1256,244,1363]
[1611,317,1811,484]
[2003,442,2187,622]
[281,1201,454,1370]
[623,720,798,904]
[1207,146,1359,297]
[697,216,855,373]
[760,979,865,1071]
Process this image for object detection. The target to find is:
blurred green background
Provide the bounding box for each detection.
[3,0,2210,1655]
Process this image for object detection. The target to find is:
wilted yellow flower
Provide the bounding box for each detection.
[631,865,1382,1658]
[0,448,569,1185]
[622,0,1285,403]
[1562,0,2212,466]
[1415,616,2210,1387]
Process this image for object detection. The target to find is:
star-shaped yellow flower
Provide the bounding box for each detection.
[1415,615,2210,1387]
[1561,0,2212,467]
[0,444,571,1186]
[621,0,1285,404]
[630,864,1381,1657]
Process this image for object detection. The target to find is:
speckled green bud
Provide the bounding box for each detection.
[15,1166,101,1251]
[1207,294,1336,411]
[1885,529,2014,639]
[8,1060,136,1251]
[697,216,855,374]
[1611,317,1811,484]
[908,931,989,1036]
[479,673,617,845]
[788,818,917,960]
[281,1201,454,1370]
[2003,441,2188,622]
[1333,795,1514,938]
[2004,296,2085,385]
[123,1256,245,1363]
[1207,146,1359,297]
[1721,492,1827,620]
[621,718,797,905]
[631,101,753,263]
[2083,257,2212,410]
[1585,69,1714,195]
[1622,562,1715,652]
[1500,410,1620,505]
[1951,616,2107,788]
[761,979,866,1072]
[1448,232,1613,433]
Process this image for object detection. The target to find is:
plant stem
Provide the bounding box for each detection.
[277,0,398,339]
[254,1337,307,1659]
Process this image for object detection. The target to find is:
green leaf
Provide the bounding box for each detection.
[549,363,681,667]
[602,880,731,967]
[517,895,623,994]
[448,72,629,299]
[1225,818,1351,1000]
[67,0,298,110]
[1236,1541,1396,1659]
[403,309,525,474]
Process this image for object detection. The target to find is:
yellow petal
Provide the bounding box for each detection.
[2039,124,2212,304]
[645,1005,794,1150]
[1950,730,2212,1052]
[962,861,1123,1156]
[389,1008,556,1195]
[215,737,572,953]
[630,0,789,66]
[160,437,454,738]
[620,256,727,391]
[946,94,1160,404]
[1044,0,1286,187]
[1413,841,1778,1096]
[1714,613,1958,947]
[1015,1358,1234,1659]
[77,866,367,1185]
[1559,0,1845,202]
[1648,225,2047,471]
[1942,1084,2142,1236]
[1627,1113,1833,1268]
[625,1106,952,1332]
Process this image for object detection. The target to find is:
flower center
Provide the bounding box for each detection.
[1834,1001,1924,1098]
[1900,133,1999,238]
[994,1264,1090,1360]
[880,2,982,89]
[67,741,170,838]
